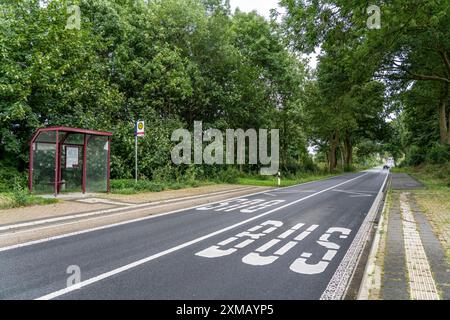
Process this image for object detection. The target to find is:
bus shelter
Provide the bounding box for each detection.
[29,127,112,195]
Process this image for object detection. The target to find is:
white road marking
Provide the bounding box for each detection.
[279,223,305,239]
[218,237,237,246]
[241,200,285,213]
[35,173,369,300]
[289,227,351,275]
[196,199,286,213]
[234,239,254,249]
[197,221,283,258]
[272,190,317,194]
[239,222,350,271]
[263,193,277,197]
[332,189,374,198]
[2,173,345,251]
[0,186,258,233]
[256,239,280,253]
[294,225,319,241]
[0,187,274,252]
[320,172,388,300]
[274,241,297,256]
[76,198,134,206]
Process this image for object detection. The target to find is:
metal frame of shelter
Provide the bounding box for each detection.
[29,127,112,196]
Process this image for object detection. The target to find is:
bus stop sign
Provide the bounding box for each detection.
[135,121,145,137]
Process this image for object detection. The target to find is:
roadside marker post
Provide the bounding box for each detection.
[135,121,145,182]
[277,171,281,187]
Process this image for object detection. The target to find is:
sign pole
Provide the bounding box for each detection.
[134,120,145,183]
[135,134,138,183]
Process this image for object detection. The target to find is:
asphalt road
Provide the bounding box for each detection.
[0,169,388,300]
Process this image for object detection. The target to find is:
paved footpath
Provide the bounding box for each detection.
[381,174,450,300]
[0,170,387,300]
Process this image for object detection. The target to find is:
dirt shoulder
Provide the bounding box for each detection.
[0,184,253,226]
[0,184,271,248]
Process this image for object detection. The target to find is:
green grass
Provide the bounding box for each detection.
[111,171,342,194]
[236,173,341,188]
[110,179,214,195]
[0,192,58,210]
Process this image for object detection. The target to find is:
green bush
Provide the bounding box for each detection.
[12,178,29,207]
[404,145,426,166]
[110,179,168,193]
[426,143,450,165]
[169,182,184,190]
[0,164,26,193]
[215,167,239,184]
[152,164,177,182]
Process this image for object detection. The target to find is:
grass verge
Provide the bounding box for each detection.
[0,192,58,210]
[236,172,341,188]
[110,179,215,195]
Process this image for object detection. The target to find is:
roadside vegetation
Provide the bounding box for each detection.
[1,1,448,208]
[111,170,338,194]
[0,179,57,210]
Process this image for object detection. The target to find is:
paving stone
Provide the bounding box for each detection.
[391,174,425,190]
[381,193,409,300]
[411,195,450,300]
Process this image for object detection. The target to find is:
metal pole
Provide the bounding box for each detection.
[29,139,34,193]
[54,130,59,197]
[82,134,87,194]
[135,135,138,183]
[107,136,111,193]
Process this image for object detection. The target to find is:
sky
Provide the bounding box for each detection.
[229,0,282,19]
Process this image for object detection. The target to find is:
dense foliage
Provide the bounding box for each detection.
[1,0,448,192]
[281,0,449,168]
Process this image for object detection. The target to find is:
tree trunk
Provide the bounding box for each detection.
[447,104,450,144]
[329,143,337,172]
[343,135,353,169]
[438,83,449,144]
[328,130,339,172]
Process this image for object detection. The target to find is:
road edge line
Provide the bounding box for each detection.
[0,186,259,231]
[0,173,362,253]
[320,172,389,300]
[35,173,368,300]
[356,175,390,299]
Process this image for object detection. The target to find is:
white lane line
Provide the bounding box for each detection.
[332,190,374,198]
[0,187,258,232]
[320,172,388,300]
[76,198,134,206]
[36,173,369,300]
[0,173,362,253]
[0,188,270,253]
[272,190,317,194]
[400,193,440,300]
